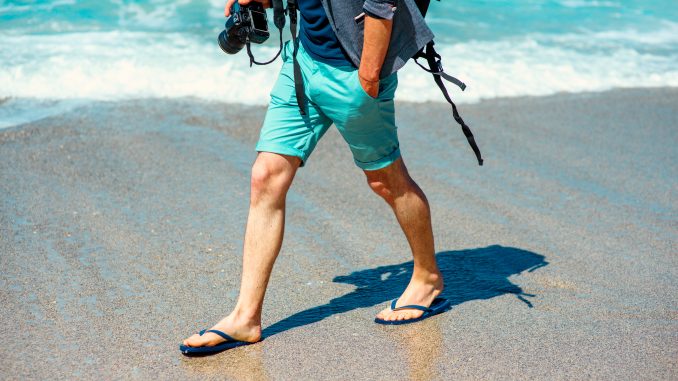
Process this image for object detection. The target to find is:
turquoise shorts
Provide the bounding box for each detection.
[255,40,400,171]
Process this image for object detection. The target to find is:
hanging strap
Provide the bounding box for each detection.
[287,0,306,115]
[414,41,483,166]
[243,0,285,67]
[245,32,282,66]
[237,0,304,114]
[244,0,284,67]
[413,58,466,91]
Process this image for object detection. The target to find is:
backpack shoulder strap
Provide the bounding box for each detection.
[410,1,483,165]
[414,41,484,166]
[414,0,435,17]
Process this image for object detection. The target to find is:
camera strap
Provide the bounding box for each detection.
[243,0,305,116]
[412,41,483,166]
[245,0,285,67]
[245,34,282,67]
[245,34,282,66]
[287,0,306,116]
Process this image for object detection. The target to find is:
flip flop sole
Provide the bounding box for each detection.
[180,329,254,356]
[180,340,251,356]
[374,298,452,325]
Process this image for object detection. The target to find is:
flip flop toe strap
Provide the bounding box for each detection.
[389,298,433,313]
[199,329,237,342]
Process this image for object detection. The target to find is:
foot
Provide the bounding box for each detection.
[182,312,262,348]
[376,272,443,322]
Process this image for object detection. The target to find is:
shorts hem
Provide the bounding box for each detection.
[355,146,401,171]
[255,142,308,167]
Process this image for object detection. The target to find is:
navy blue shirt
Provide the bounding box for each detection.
[298,0,353,66]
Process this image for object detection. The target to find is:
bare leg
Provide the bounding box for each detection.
[183,152,301,347]
[365,157,444,322]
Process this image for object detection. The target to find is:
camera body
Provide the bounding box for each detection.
[218,2,270,54]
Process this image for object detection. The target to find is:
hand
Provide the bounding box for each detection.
[359,75,379,98]
[358,14,391,99]
[225,0,271,16]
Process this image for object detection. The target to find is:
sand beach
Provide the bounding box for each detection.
[1,88,676,379]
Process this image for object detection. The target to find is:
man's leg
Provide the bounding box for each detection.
[183,151,301,347]
[366,157,444,322]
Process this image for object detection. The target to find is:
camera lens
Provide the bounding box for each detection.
[218,30,244,54]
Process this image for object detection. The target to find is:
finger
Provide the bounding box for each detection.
[224,0,236,16]
[243,0,270,8]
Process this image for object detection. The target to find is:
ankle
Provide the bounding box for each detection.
[412,268,444,289]
[231,305,262,326]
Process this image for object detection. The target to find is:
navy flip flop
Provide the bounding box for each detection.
[374,297,452,325]
[179,329,253,356]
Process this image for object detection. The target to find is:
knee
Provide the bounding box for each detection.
[367,178,396,203]
[367,172,411,205]
[365,160,413,204]
[250,159,292,204]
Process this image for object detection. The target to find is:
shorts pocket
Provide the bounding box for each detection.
[352,70,378,100]
[352,70,398,101]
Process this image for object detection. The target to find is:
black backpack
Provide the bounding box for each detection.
[411,0,483,166]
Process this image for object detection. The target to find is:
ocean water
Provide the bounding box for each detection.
[1,0,678,126]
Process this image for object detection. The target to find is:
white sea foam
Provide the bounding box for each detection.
[0,0,76,14]
[111,0,192,28]
[557,0,620,8]
[1,25,677,107]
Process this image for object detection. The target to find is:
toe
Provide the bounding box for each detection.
[376,307,390,320]
[183,334,200,346]
[376,304,426,322]
[184,333,206,347]
[379,309,425,322]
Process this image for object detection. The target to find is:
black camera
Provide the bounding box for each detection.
[218,2,270,54]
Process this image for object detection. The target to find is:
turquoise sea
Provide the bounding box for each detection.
[1,0,677,126]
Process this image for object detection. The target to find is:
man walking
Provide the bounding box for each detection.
[182,0,449,354]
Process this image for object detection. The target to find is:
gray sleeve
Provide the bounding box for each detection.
[362,0,397,20]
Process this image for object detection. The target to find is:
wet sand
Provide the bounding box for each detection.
[1,88,677,380]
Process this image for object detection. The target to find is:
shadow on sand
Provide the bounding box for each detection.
[262,245,547,338]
